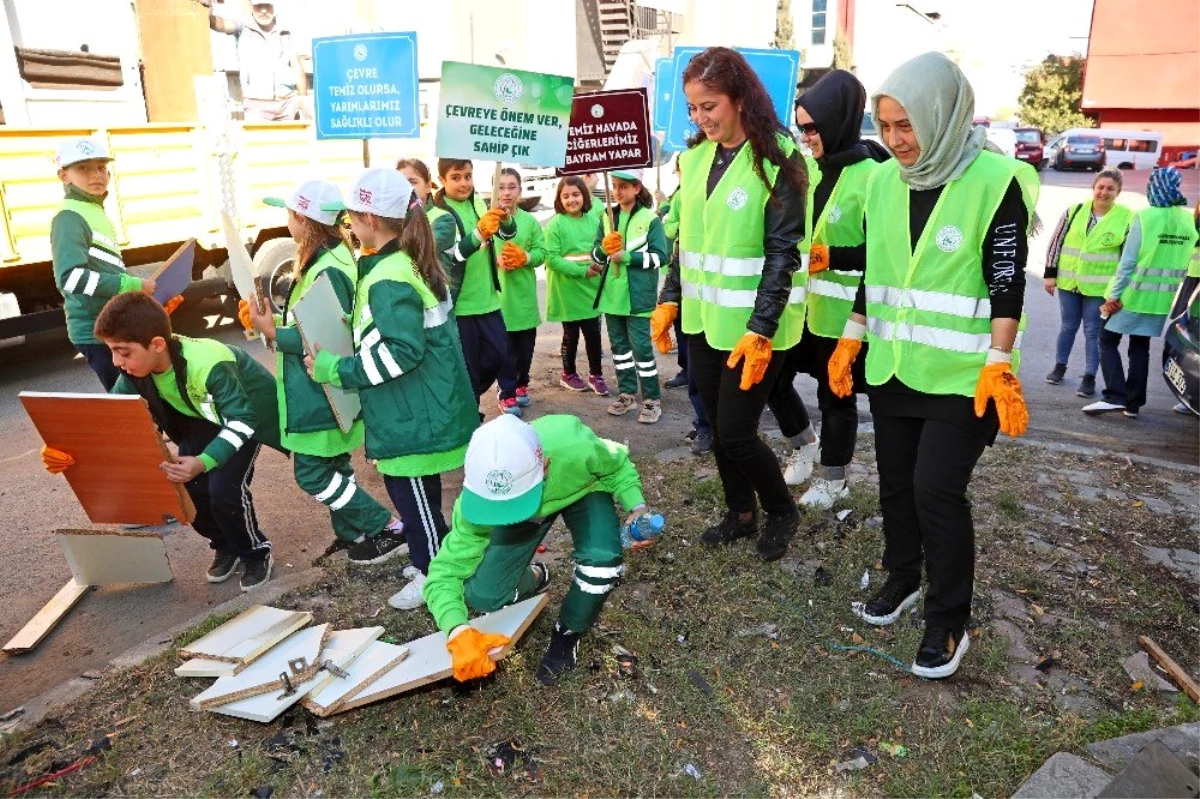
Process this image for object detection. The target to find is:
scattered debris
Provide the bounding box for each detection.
[483,739,540,782]
[682,763,702,780]
[860,570,870,591]
[734,622,780,640]
[1139,635,1200,703]
[430,779,445,795]
[1122,651,1179,693]
[249,787,274,798]
[1035,651,1062,672]
[836,509,852,522]
[835,756,871,772]
[880,741,909,758]
[814,566,833,586]
[687,669,713,697]
[849,746,878,765]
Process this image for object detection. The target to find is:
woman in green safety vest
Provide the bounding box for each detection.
[651,46,810,563]
[1083,166,1198,418]
[827,52,1039,679]
[1043,167,1133,398]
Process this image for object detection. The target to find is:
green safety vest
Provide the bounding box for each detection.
[864,150,1039,397]
[1057,201,1132,296]
[61,198,124,266]
[1189,243,1200,279]
[597,204,660,317]
[1115,205,1199,315]
[807,158,878,338]
[353,252,448,345]
[677,134,808,351]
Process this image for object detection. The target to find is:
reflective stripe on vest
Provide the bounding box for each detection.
[863,150,1039,397]
[1057,201,1132,296]
[61,198,125,266]
[178,336,238,424]
[807,158,878,338]
[1120,206,1198,315]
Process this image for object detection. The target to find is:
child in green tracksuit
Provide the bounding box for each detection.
[545,176,609,395]
[51,137,157,389]
[244,180,401,565]
[96,292,283,591]
[593,168,669,424]
[494,167,546,413]
[425,413,652,685]
[309,168,478,611]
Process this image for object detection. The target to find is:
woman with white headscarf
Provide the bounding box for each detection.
[828,52,1039,679]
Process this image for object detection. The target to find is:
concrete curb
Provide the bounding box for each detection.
[1007,435,1200,475]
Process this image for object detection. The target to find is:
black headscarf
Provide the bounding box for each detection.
[797,69,890,168]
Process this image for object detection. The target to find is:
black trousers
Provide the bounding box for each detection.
[873,413,992,629]
[507,327,538,388]
[561,317,603,376]
[384,474,447,575]
[457,310,518,401]
[76,343,121,391]
[1099,328,1151,412]
[689,334,794,516]
[766,334,861,467]
[673,316,688,372]
[178,417,271,561]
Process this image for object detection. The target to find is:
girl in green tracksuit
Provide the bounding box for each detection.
[592,168,669,424]
[494,167,547,412]
[246,181,400,566]
[309,168,479,611]
[545,176,609,396]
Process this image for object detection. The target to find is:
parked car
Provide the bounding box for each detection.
[860,111,881,146]
[1045,132,1106,171]
[1162,272,1200,415]
[986,128,1018,158]
[1014,127,1044,170]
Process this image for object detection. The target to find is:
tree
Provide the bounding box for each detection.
[832,26,852,71]
[773,0,794,50]
[1017,55,1094,134]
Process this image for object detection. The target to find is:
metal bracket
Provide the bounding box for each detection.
[320,659,349,679]
[287,657,309,676]
[277,671,296,699]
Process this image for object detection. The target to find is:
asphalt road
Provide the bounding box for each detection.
[0,167,1196,717]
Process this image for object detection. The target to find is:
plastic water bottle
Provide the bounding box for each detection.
[621,513,665,549]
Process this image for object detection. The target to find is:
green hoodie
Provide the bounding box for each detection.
[495,207,546,331]
[424,414,645,633]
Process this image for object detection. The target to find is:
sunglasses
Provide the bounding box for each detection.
[798,122,820,136]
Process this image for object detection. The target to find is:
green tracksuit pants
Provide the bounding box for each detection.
[293,452,392,542]
[463,491,624,633]
[605,314,660,400]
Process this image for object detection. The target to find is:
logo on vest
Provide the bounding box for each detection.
[726,187,749,211]
[1099,231,1118,247]
[484,469,515,496]
[493,74,524,106]
[827,203,843,224]
[935,225,964,253]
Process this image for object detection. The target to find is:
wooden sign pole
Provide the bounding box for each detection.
[491,161,502,211]
[362,139,371,168]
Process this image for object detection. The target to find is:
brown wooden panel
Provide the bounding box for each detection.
[134,0,215,122]
[20,392,196,525]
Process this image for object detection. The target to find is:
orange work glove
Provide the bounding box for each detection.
[163,295,185,316]
[41,446,75,474]
[974,361,1029,437]
[236,299,255,332]
[500,241,528,270]
[477,208,505,239]
[725,332,773,391]
[809,244,830,274]
[828,338,862,398]
[602,232,623,255]
[446,626,513,682]
[650,303,678,354]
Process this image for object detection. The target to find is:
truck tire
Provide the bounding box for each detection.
[252,238,297,313]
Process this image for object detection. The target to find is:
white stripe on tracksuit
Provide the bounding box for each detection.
[411,477,439,559]
[240,443,269,552]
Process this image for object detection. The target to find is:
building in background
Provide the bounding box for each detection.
[1081,0,1199,163]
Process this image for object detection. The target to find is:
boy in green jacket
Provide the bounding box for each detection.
[425,414,652,685]
[51,137,157,389]
[96,292,284,591]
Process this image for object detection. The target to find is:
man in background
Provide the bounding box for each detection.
[205,1,307,121]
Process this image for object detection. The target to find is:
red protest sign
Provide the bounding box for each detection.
[557,88,653,176]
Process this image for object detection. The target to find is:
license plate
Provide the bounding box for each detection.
[1165,358,1187,395]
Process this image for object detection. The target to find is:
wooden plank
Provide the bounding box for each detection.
[291,271,360,433]
[190,624,329,710]
[302,639,409,717]
[174,657,238,678]
[56,528,172,586]
[179,605,312,665]
[222,212,260,305]
[338,594,548,713]
[20,392,196,526]
[2,579,89,654]
[133,0,213,122]
[1139,635,1200,704]
[207,626,382,724]
[151,239,197,304]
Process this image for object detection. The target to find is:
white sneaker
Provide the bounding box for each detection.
[387,571,427,610]
[799,477,849,509]
[401,564,420,580]
[782,439,820,485]
[1082,400,1124,415]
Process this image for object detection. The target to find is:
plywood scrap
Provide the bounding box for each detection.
[2,580,89,654]
[56,529,171,585]
[174,658,238,679]
[179,605,312,666]
[1139,635,1200,704]
[207,626,381,723]
[338,593,548,713]
[303,638,409,717]
[190,624,330,710]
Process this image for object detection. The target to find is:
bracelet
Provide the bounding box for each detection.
[989,346,1013,354]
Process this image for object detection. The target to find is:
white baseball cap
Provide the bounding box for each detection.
[264,180,345,225]
[345,168,414,219]
[461,415,545,526]
[610,168,643,182]
[56,137,112,169]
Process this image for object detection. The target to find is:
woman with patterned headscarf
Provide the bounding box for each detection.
[827,52,1040,679]
[1083,166,1197,418]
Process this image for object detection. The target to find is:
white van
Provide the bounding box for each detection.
[1097,129,1165,170]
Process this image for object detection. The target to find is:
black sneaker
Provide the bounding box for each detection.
[911,625,970,679]
[536,621,581,685]
[1076,373,1096,397]
[858,576,921,625]
[665,371,688,389]
[240,554,273,592]
[1045,363,1066,384]
[700,509,758,547]
[206,551,240,583]
[691,430,713,455]
[755,506,800,561]
[684,428,698,443]
[347,529,408,565]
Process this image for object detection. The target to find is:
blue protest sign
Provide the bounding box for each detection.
[653,57,674,132]
[663,47,801,152]
[312,33,420,140]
